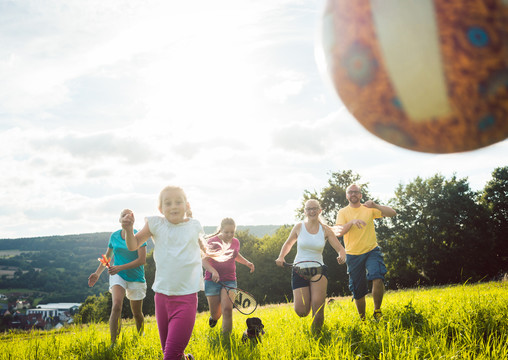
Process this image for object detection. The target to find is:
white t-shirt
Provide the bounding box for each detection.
[293,222,326,264]
[147,216,204,296]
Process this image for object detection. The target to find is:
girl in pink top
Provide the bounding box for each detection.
[204,218,255,334]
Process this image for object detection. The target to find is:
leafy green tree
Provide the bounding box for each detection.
[296,170,370,224]
[379,174,491,288]
[480,166,508,275]
[75,292,110,324]
[235,226,294,305]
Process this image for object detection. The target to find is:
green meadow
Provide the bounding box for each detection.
[1,281,507,360]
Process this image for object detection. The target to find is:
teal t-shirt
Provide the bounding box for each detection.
[108,229,147,283]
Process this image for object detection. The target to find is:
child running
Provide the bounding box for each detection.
[204,218,255,334]
[121,186,231,360]
[88,209,147,346]
[275,199,346,332]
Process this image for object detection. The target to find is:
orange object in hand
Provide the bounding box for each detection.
[98,254,111,268]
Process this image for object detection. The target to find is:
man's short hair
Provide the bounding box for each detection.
[347,184,362,192]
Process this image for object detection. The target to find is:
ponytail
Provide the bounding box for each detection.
[199,236,234,262]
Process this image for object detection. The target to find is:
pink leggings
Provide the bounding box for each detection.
[154,292,198,360]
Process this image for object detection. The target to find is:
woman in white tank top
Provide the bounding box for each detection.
[275,199,346,332]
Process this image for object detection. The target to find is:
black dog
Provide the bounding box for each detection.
[242,317,265,344]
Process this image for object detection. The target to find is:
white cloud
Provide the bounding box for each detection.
[264,70,308,103]
[270,106,373,156]
[30,132,156,164]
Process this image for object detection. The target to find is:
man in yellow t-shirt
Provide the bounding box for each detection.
[335,184,396,320]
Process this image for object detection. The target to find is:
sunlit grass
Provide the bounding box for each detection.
[1,281,507,359]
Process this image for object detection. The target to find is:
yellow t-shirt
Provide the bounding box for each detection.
[336,205,382,255]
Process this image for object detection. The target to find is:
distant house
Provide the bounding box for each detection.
[2,303,82,331]
[31,303,81,321]
[22,303,79,330]
[27,308,59,320]
[16,300,31,310]
[0,294,7,300]
[8,312,47,330]
[36,303,81,315]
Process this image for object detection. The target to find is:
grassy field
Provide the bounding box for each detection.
[1,281,507,360]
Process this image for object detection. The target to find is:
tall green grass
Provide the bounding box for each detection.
[1,281,507,359]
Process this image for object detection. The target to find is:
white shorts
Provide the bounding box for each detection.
[109,274,147,301]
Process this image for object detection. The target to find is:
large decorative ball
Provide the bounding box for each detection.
[321,0,508,153]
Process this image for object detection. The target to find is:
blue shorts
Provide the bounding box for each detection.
[346,247,387,300]
[204,280,237,296]
[291,265,328,290]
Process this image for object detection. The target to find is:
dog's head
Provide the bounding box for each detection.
[245,317,264,337]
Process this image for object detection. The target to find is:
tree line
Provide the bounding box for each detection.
[76,166,508,323]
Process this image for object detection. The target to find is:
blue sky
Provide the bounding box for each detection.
[0,0,506,238]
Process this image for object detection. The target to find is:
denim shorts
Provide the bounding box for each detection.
[204,280,237,296]
[291,265,328,290]
[346,247,387,300]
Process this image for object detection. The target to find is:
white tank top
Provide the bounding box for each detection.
[293,221,326,264]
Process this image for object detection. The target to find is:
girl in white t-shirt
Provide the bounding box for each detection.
[121,186,230,360]
[275,199,346,332]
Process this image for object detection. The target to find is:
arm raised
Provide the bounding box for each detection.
[121,212,152,251]
[364,200,397,217]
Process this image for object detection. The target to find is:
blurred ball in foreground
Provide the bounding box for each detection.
[320,0,508,153]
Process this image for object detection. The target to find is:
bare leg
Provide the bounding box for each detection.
[221,287,234,334]
[372,279,385,310]
[110,285,125,344]
[207,295,221,321]
[129,299,144,334]
[309,276,327,332]
[355,296,366,320]
[293,287,311,318]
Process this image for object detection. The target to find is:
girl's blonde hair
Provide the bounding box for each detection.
[206,217,236,239]
[158,186,232,261]
[158,185,188,209]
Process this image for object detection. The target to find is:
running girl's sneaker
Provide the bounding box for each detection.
[373,309,382,321]
[209,317,218,328]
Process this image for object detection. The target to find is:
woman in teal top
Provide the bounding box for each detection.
[88,209,147,346]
